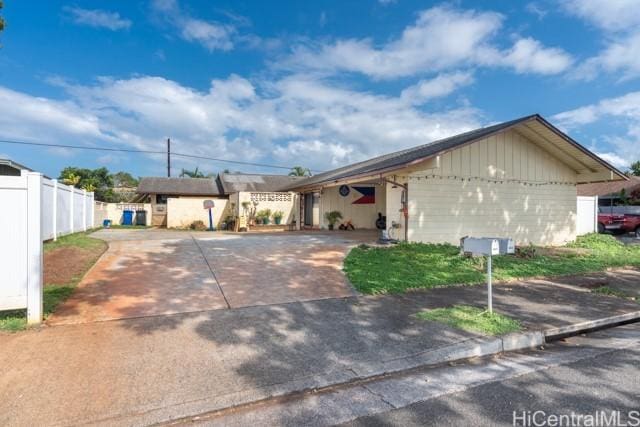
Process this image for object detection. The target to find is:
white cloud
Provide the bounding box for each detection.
[285,5,572,79]
[553,91,640,128]
[563,0,640,32]
[151,0,235,51]
[400,71,474,105]
[0,75,482,172]
[180,18,234,51]
[63,6,131,31]
[501,38,573,75]
[554,91,640,168]
[564,0,640,80]
[525,3,548,20]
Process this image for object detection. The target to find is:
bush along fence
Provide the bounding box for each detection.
[0,172,94,324]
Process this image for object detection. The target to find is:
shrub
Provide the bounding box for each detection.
[189,220,207,231]
[273,210,284,221]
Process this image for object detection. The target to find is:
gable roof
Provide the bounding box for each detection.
[285,114,627,191]
[218,172,303,193]
[0,158,34,173]
[578,176,640,198]
[137,177,224,196]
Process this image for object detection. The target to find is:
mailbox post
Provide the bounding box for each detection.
[461,237,515,313]
[203,200,215,231]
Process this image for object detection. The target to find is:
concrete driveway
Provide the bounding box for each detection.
[48,229,375,324]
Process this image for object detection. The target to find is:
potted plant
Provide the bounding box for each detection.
[273,210,284,225]
[324,210,343,230]
[256,209,272,225]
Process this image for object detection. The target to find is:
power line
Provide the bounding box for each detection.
[0,138,316,172]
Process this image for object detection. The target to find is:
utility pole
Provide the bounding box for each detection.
[167,138,171,177]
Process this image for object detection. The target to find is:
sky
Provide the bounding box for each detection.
[1,0,639,179]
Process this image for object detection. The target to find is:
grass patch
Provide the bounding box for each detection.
[44,229,105,252]
[344,233,640,294]
[416,305,521,336]
[0,231,106,333]
[591,286,634,300]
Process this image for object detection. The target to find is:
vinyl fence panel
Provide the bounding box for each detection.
[0,173,94,323]
[577,196,598,236]
[0,175,29,311]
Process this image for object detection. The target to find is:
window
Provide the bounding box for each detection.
[156,194,169,205]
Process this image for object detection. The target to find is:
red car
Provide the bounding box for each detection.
[598,210,640,237]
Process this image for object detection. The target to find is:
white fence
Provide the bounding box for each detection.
[0,172,94,323]
[577,196,598,236]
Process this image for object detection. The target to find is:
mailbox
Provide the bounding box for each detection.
[462,237,500,256]
[460,236,515,314]
[461,237,515,256]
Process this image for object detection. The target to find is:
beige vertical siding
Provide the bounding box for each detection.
[320,185,386,229]
[407,129,578,245]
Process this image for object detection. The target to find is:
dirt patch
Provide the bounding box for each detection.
[44,246,106,286]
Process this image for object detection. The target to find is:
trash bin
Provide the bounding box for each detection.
[122,210,134,226]
[135,210,147,226]
[103,219,112,228]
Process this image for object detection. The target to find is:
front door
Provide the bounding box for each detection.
[304,193,314,226]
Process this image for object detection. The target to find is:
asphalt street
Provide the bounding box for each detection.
[345,327,640,426]
[184,323,640,426]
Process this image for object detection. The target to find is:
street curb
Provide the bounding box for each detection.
[135,313,640,426]
[544,310,640,340]
[150,332,546,426]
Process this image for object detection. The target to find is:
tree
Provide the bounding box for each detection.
[59,167,115,201]
[179,167,213,178]
[0,1,5,35]
[111,171,139,187]
[629,161,640,177]
[289,166,312,177]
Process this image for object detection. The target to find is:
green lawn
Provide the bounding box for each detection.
[0,231,107,332]
[344,233,640,294]
[416,305,521,336]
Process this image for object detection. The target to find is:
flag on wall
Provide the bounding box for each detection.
[352,186,375,204]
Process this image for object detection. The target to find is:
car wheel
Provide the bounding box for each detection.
[598,223,605,234]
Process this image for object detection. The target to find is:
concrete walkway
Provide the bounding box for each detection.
[1,270,639,426]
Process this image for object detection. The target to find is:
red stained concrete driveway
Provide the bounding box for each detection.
[48,230,375,325]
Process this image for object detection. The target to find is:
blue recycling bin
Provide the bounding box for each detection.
[122,210,134,226]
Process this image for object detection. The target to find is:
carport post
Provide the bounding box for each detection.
[26,172,43,324]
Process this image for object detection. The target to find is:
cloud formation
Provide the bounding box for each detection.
[0,75,481,172]
[554,91,640,168]
[63,7,132,31]
[151,0,235,51]
[285,5,572,79]
[564,0,640,80]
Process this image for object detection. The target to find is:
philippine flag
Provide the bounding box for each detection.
[352,186,375,204]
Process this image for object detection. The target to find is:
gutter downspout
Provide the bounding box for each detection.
[382,177,408,242]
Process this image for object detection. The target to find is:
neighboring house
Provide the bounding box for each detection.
[578,176,640,206]
[136,177,226,226]
[0,159,34,176]
[136,173,302,228]
[285,114,626,246]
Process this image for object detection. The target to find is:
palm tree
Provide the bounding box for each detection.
[62,172,81,186]
[180,167,212,178]
[289,166,312,177]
